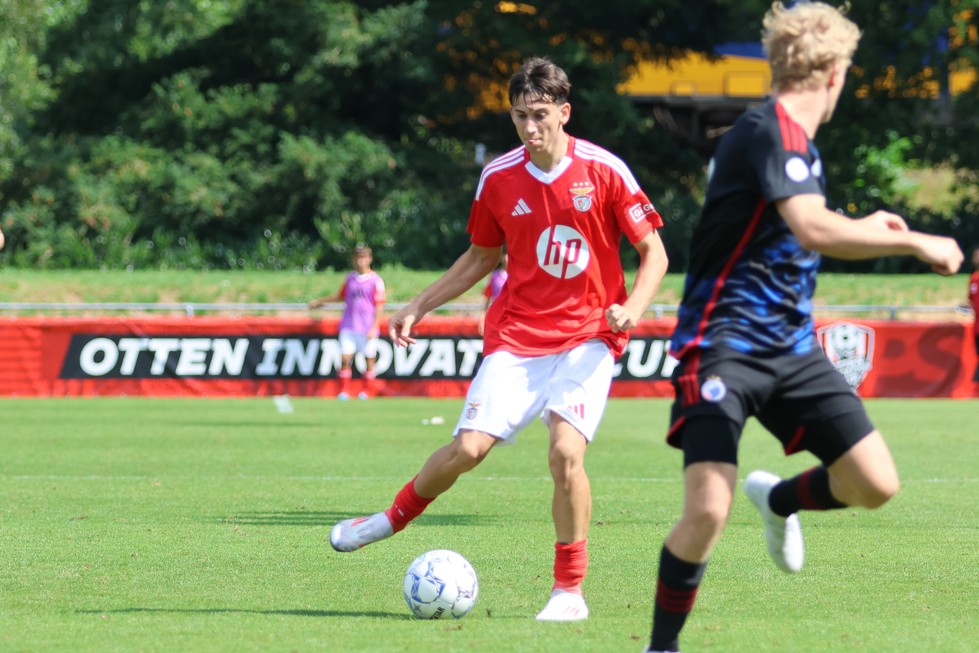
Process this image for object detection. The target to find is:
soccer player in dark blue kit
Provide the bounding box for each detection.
[643,3,964,652]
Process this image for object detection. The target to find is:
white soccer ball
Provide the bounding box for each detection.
[403,549,479,619]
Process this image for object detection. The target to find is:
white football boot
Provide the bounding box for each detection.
[744,470,804,573]
[535,589,589,622]
[329,512,394,552]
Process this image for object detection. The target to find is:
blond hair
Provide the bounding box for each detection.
[762,2,861,91]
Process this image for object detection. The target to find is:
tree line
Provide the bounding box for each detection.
[1,0,976,273]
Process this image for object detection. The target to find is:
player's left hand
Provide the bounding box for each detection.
[389,306,421,347]
[606,304,640,333]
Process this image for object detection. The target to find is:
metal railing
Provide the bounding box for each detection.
[0,302,971,320]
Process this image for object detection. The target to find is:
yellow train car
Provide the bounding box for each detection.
[622,41,976,154]
[619,44,771,153]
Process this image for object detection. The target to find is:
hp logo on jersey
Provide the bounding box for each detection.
[537,225,590,279]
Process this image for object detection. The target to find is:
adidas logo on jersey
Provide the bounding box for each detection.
[511,198,532,216]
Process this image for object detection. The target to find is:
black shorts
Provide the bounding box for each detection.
[667,347,874,467]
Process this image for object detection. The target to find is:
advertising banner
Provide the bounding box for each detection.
[0,316,974,398]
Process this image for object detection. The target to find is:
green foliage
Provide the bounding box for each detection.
[816,0,979,271]
[0,0,977,270]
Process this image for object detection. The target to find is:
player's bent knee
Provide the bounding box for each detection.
[863,474,899,508]
[845,472,899,509]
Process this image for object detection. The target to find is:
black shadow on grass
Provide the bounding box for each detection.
[77,607,408,618]
[78,607,520,620]
[217,511,496,527]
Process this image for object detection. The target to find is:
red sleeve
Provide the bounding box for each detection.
[609,172,663,244]
[466,194,505,248]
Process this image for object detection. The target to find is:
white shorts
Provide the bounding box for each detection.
[453,340,614,445]
[338,329,379,358]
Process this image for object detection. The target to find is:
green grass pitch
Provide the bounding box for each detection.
[0,397,975,652]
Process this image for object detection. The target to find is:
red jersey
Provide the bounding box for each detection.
[468,137,663,358]
[969,271,979,335]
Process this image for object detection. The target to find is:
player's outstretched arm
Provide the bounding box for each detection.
[606,229,669,333]
[308,292,341,309]
[390,244,502,347]
[777,194,964,275]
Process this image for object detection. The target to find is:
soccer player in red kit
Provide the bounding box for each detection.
[969,247,979,382]
[329,56,669,621]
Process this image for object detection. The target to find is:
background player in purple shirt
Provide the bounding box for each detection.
[309,244,386,399]
[645,4,963,652]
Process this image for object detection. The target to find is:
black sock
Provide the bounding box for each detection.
[769,466,846,517]
[650,545,707,652]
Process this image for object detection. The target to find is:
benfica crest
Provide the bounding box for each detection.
[569,181,595,212]
[816,321,875,390]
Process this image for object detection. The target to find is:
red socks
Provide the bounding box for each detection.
[552,540,588,594]
[338,368,352,394]
[384,477,435,533]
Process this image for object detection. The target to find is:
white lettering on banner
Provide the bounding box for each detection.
[281,338,319,375]
[66,335,676,380]
[148,338,180,375]
[456,339,482,376]
[613,338,678,379]
[118,338,149,374]
[372,339,483,377]
[368,339,394,374]
[257,339,284,376]
[174,338,211,375]
[392,340,428,375]
[420,340,457,377]
[210,339,248,375]
[317,339,342,375]
[79,338,119,376]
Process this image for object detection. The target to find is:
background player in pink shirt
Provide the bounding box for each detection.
[309,244,386,399]
[330,57,669,622]
[477,249,507,337]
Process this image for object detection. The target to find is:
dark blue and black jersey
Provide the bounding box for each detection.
[672,99,826,358]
